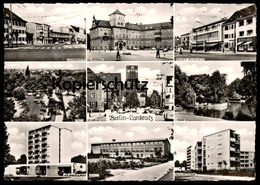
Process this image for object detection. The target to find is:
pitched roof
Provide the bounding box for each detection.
[90,20,111,30]
[224,5,256,24]
[3,7,27,23]
[109,9,125,16]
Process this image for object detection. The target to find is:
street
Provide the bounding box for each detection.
[104,161,173,181]
[175,112,223,121]
[175,51,256,61]
[4,44,86,61]
[175,173,255,181]
[158,169,174,181]
[87,50,173,61]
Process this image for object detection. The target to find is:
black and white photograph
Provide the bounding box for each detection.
[4,62,86,122]
[174,121,255,181]
[3,4,87,61]
[4,123,86,181]
[87,122,174,181]
[87,62,173,122]
[174,3,256,60]
[175,61,256,121]
[86,3,173,61]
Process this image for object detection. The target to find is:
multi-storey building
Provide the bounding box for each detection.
[240,151,255,169]
[27,125,72,164]
[49,27,71,44]
[202,129,240,171]
[70,25,86,44]
[90,9,173,50]
[3,7,27,47]
[223,5,256,52]
[187,145,195,171]
[195,141,203,171]
[190,18,227,51]
[26,22,50,45]
[126,65,138,81]
[91,138,171,158]
[164,75,174,111]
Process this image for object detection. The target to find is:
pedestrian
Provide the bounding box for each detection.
[222,47,224,53]
[190,46,193,53]
[156,49,160,58]
[180,47,183,55]
[116,50,121,61]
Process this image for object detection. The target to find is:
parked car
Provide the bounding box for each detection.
[163,48,169,52]
[151,47,156,50]
[64,41,71,45]
[54,42,59,45]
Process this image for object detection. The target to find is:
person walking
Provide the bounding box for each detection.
[116,49,121,61]
[156,49,160,58]
[180,47,183,55]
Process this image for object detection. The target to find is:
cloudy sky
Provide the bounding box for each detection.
[88,122,174,153]
[88,62,173,95]
[5,62,85,70]
[4,3,172,32]
[175,121,255,162]
[175,61,245,85]
[174,3,254,36]
[6,123,86,160]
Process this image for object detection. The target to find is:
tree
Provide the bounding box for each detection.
[25,65,30,77]
[147,90,161,108]
[155,148,162,158]
[13,86,27,100]
[4,97,16,121]
[16,154,27,164]
[71,155,86,164]
[181,160,187,171]
[175,160,181,168]
[67,92,86,121]
[124,91,140,108]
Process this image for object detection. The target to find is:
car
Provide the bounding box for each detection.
[54,42,59,45]
[151,47,156,50]
[163,48,169,52]
[64,41,71,45]
[163,110,174,121]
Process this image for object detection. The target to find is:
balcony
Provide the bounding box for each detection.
[230,147,236,152]
[35,133,40,138]
[28,135,34,139]
[230,138,236,142]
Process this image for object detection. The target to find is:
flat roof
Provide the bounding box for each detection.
[91,138,168,145]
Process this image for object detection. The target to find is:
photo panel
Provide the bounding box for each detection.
[174,61,256,122]
[87,122,174,181]
[174,121,255,181]
[87,61,174,122]
[3,3,87,61]
[86,3,174,61]
[174,3,256,61]
[4,122,87,181]
[4,62,86,122]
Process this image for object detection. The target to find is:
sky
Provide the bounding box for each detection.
[4,3,172,32]
[174,121,255,162]
[4,62,85,70]
[175,61,245,85]
[174,3,255,36]
[6,123,86,160]
[88,62,173,95]
[87,122,174,153]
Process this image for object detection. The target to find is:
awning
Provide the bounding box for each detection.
[237,42,244,46]
[207,43,219,47]
[244,41,253,45]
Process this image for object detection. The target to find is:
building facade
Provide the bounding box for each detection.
[26,22,50,45]
[91,138,171,158]
[195,141,203,171]
[164,74,174,111]
[27,125,72,164]
[240,151,255,169]
[190,18,227,51]
[3,7,27,47]
[202,129,240,171]
[90,9,173,50]
[70,25,86,44]
[223,5,256,52]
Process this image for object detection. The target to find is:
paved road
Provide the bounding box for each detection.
[87,50,173,61]
[175,173,255,181]
[158,169,174,181]
[175,52,256,61]
[175,112,223,121]
[104,161,173,181]
[4,45,86,61]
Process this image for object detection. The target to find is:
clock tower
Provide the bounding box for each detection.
[109,9,125,27]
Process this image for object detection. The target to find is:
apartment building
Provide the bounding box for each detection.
[240,151,255,169]
[202,129,240,171]
[27,125,72,164]
[91,138,171,158]
[90,9,173,50]
[223,5,256,52]
[26,22,50,45]
[187,145,196,171]
[164,75,174,111]
[190,18,227,51]
[3,7,27,47]
[195,141,203,171]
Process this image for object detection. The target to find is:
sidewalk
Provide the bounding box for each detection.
[180,50,256,55]
[104,161,173,181]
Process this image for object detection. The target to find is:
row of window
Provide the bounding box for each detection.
[100,141,163,147]
[4,28,26,34]
[4,19,26,27]
[239,30,253,37]
[239,18,253,27]
[4,37,26,41]
[224,33,234,39]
